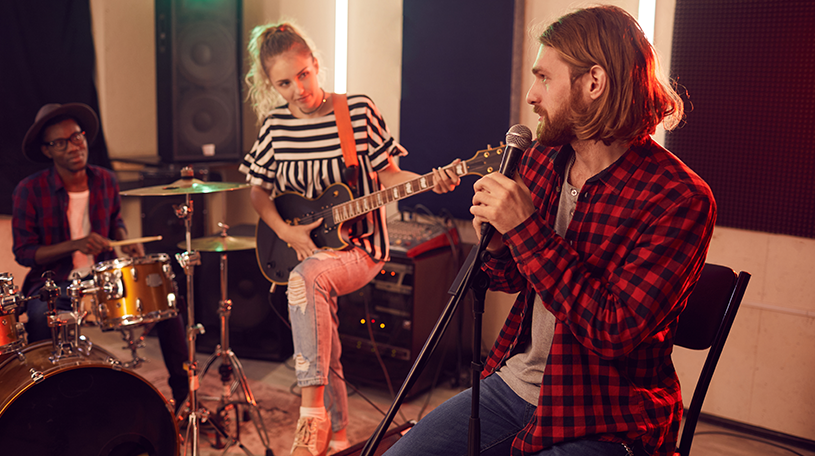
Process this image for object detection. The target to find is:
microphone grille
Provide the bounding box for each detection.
[506,124,532,150]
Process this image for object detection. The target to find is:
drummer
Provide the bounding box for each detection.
[11,102,190,411]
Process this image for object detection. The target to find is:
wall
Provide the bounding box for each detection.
[1,0,812,442]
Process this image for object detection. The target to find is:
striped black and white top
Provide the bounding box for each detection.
[239,94,406,261]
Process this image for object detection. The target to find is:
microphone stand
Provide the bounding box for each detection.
[359,231,495,456]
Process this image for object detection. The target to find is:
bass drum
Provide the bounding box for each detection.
[0,340,178,455]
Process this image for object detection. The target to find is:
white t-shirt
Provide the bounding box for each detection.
[68,190,94,278]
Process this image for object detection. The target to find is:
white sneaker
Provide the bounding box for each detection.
[327,439,351,455]
[291,415,333,456]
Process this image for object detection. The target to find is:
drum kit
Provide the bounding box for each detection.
[0,167,274,456]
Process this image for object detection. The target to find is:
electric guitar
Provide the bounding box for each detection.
[255,145,505,284]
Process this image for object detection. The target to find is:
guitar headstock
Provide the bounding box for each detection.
[463,144,510,177]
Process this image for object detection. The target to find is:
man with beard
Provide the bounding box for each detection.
[385,6,716,456]
[12,102,189,411]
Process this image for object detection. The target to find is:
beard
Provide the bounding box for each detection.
[534,84,585,147]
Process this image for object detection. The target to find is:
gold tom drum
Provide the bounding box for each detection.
[0,340,179,455]
[92,253,178,331]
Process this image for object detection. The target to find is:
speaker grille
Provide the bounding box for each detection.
[155,0,242,163]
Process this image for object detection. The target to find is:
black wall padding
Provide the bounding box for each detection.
[0,0,111,215]
[666,0,815,238]
[399,0,516,220]
[155,0,243,163]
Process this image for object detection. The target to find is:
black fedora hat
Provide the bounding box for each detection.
[22,103,99,163]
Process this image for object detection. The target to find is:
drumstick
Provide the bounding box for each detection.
[109,235,163,247]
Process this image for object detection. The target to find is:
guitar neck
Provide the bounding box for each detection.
[332,161,470,224]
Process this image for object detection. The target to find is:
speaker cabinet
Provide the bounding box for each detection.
[337,248,470,398]
[155,0,242,163]
[193,226,293,362]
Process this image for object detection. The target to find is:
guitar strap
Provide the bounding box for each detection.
[333,93,359,196]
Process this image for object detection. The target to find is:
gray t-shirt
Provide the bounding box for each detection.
[497,154,578,405]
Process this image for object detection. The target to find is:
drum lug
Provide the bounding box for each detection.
[130,266,138,282]
[101,270,124,300]
[162,263,175,280]
[136,298,143,313]
[29,368,44,384]
[107,357,124,371]
[97,303,108,321]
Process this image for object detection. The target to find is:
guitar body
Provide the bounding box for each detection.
[255,183,354,284]
[255,145,505,285]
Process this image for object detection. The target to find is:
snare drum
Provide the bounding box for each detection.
[0,340,179,454]
[92,253,178,331]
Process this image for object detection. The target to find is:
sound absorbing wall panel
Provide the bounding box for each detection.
[399,0,517,220]
[155,0,243,163]
[666,0,815,239]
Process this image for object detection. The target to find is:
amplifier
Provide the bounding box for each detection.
[338,245,470,398]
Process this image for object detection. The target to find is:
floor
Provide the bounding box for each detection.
[69,325,815,456]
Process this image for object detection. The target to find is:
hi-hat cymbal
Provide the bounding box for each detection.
[121,178,249,196]
[177,235,256,252]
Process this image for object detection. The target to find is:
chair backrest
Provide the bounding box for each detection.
[674,263,751,456]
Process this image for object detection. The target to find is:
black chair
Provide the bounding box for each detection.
[674,263,751,456]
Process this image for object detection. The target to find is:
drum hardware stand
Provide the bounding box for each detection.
[42,272,99,362]
[199,223,272,453]
[117,323,155,369]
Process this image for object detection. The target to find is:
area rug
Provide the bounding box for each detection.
[136,367,411,456]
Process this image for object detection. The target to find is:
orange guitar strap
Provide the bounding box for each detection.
[333,93,359,195]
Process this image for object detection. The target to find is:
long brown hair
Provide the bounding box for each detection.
[539,5,683,145]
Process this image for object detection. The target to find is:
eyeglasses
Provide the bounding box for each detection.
[43,131,86,151]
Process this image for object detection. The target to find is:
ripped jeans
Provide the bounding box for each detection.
[287,246,383,432]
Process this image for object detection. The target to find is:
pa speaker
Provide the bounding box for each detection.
[155,0,243,163]
[194,227,293,362]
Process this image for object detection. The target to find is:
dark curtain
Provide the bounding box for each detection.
[0,0,111,215]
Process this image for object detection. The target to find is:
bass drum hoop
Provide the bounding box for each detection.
[0,340,179,455]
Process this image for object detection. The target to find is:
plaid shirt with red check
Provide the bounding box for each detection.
[12,165,125,295]
[482,138,716,456]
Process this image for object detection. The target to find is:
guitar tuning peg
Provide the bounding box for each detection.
[487,144,492,149]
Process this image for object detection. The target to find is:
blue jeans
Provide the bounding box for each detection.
[384,374,632,456]
[287,246,382,433]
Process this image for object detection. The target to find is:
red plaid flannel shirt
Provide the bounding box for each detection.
[482,138,716,456]
[12,165,126,295]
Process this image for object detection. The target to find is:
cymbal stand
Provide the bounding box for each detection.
[174,183,206,456]
[200,224,272,453]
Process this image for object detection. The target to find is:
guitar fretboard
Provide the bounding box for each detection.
[332,160,470,224]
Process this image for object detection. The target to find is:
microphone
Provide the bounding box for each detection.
[479,124,533,244]
[499,124,532,177]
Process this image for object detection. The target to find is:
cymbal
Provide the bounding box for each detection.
[177,235,256,252]
[121,178,249,196]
